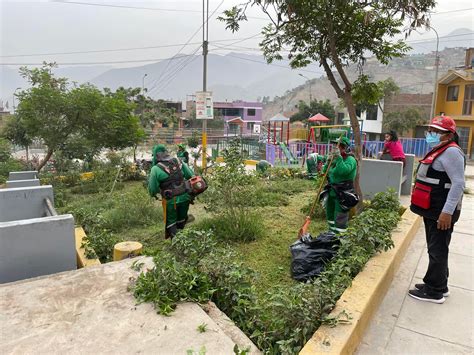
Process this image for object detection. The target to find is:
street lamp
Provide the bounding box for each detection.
[428,26,440,119]
[299,73,313,102]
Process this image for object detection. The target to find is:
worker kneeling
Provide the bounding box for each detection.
[321,137,358,234]
[148,144,206,239]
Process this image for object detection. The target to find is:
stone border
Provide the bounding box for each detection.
[300,209,421,354]
[75,227,101,268]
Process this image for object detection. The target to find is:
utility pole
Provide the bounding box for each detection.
[429,26,440,119]
[299,73,312,102]
[201,0,209,170]
[142,73,147,95]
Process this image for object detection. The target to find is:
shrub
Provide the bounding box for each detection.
[368,189,400,212]
[0,158,25,184]
[131,188,403,354]
[187,131,200,148]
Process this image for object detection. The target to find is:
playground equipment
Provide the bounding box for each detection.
[266,113,299,166]
[267,113,291,146]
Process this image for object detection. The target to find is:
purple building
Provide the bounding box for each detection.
[213,100,263,136]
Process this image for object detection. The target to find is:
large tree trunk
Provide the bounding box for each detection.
[37,148,53,172]
[320,56,364,205]
[343,91,364,207]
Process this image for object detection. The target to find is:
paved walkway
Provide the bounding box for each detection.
[357,164,474,354]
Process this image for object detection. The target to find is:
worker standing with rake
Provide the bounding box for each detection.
[321,137,357,234]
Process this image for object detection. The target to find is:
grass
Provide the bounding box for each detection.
[234,193,327,294]
[59,177,327,289]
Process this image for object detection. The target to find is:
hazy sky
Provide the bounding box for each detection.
[1,0,473,68]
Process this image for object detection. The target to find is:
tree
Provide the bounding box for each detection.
[15,64,143,171]
[2,115,33,163]
[352,76,399,112]
[383,107,425,136]
[290,99,335,123]
[220,0,435,199]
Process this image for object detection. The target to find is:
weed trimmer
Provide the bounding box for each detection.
[297,135,343,238]
[297,153,335,238]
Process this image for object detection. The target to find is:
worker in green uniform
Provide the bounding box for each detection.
[306,153,326,179]
[148,144,194,239]
[322,137,357,234]
[177,143,190,165]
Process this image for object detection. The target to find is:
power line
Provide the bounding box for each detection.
[50,0,203,13]
[430,7,474,15]
[224,53,324,74]
[0,35,264,58]
[0,53,197,66]
[147,0,225,94]
[50,0,268,19]
[147,46,202,96]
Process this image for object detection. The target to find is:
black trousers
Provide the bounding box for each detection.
[423,217,453,295]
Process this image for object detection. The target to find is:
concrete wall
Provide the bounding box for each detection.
[0,214,76,283]
[8,171,38,181]
[6,179,41,188]
[360,154,415,199]
[360,159,403,199]
[0,186,54,222]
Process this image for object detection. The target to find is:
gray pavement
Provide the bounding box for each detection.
[357,164,474,354]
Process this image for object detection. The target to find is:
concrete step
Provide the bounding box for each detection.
[0,257,260,354]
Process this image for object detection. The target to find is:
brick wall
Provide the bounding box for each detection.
[384,93,433,120]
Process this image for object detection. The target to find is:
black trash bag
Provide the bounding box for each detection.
[290,231,341,282]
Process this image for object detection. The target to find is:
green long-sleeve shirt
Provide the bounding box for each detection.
[323,155,357,184]
[148,160,194,204]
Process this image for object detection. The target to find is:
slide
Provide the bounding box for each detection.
[279,142,299,165]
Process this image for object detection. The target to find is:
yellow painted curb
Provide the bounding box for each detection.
[214,157,258,166]
[244,159,258,166]
[300,209,421,355]
[75,227,101,268]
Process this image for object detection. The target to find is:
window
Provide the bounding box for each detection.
[247,108,256,116]
[366,105,378,121]
[446,85,459,101]
[218,108,241,116]
[247,122,255,130]
[462,84,474,115]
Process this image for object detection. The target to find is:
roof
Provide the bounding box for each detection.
[438,70,472,85]
[269,113,290,122]
[227,117,244,123]
[308,113,330,122]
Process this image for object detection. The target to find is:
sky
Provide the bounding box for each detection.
[1,0,473,68]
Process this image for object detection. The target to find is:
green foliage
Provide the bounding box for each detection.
[62,185,162,262]
[0,138,12,162]
[368,189,401,213]
[352,76,400,112]
[219,0,435,163]
[202,139,265,242]
[1,115,32,151]
[15,63,144,170]
[131,189,402,353]
[290,99,335,123]
[300,197,326,220]
[383,107,425,136]
[187,131,200,148]
[197,323,208,333]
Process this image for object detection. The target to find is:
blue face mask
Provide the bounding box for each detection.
[425,132,441,147]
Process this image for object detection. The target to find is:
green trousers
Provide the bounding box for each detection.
[325,191,349,234]
[162,199,190,238]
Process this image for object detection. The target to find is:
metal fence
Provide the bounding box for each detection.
[265,138,429,165]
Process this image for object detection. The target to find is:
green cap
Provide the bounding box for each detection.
[153,144,167,153]
[177,143,186,149]
[331,136,351,147]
